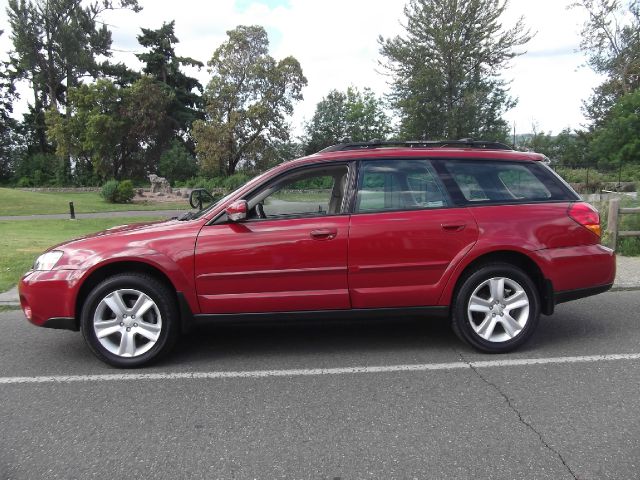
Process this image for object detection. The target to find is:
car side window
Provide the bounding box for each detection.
[356,160,448,213]
[442,160,553,203]
[246,164,349,220]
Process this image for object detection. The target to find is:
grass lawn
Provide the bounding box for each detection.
[0,216,164,292]
[0,188,188,216]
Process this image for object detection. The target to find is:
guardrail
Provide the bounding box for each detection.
[607,197,640,250]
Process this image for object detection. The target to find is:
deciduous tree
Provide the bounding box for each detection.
[47,76,172,179]
[304,87,392,154]
[193,25,307,176]
[571,0,640,124]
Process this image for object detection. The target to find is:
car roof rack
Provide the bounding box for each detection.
[319,138,513,153]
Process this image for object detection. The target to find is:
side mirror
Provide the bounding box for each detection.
[226,200,248,222]
[189,188,214,210]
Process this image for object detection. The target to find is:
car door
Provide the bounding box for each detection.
[194,163,352,314]
[348,158,478,309]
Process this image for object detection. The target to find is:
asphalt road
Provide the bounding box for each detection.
[1,290,639,479]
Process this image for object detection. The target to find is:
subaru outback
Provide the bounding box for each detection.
[19,140,616,367]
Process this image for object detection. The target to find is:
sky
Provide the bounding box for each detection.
[0,0,604,137]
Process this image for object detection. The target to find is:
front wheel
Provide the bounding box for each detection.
[451,263,540,353]
[80,274,179,368]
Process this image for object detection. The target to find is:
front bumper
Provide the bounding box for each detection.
[18,269,82,331]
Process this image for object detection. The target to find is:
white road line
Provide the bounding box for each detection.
[2,353,640,385]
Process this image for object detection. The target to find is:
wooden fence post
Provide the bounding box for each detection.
[607,197,620,250]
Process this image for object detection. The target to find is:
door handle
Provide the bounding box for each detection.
[310,228,337,240]
[441,223,466,232]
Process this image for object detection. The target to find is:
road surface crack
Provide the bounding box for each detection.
[458,351,578,480]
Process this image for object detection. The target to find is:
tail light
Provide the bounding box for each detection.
[568,202,601,237]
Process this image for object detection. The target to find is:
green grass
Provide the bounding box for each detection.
[271,190,330,203]
[0,188,188,216]
[597,197,640,256]
[0,305,20,312]
[0,216,164,292]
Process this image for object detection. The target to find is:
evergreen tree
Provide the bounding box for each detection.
[136,21,204,140]
[379,0,531,141]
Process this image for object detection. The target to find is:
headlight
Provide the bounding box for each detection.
[33,251,64,271]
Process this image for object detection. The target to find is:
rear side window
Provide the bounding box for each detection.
[438,160,573,204]
[356,160,448,213]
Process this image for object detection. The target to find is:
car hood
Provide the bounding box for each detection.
[44,217,202,271]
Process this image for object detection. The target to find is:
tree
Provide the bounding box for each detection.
[46,76,172,180]
[193,25,307,176]
[136,21,203,141]
[590,88,640,171]
[304,87,392,154]
[0,30,20,181]
[571,0,640,124]
[158,139,198,182]
[6,0,141,162]
[379,0,531,141]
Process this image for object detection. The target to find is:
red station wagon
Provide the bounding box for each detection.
[19,140,616,367]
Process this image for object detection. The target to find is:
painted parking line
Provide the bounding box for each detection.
[1,353,640,385]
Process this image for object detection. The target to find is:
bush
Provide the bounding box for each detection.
[13,152,58,187]
[115,180,134,203]
[15,177,31,188]
[100,180,119,203]
[222,173,250,190]
[101,180,134,203]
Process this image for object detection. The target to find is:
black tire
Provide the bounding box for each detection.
[451,263,540,353]
[80,273,180,368]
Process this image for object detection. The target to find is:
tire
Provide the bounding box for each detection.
[451,263,540,353]
[80,273,180,368]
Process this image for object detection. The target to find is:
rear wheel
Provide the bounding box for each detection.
[80,273,179,368]
[452,263,540,353]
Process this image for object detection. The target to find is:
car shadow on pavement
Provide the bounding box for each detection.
[168,316,456,366]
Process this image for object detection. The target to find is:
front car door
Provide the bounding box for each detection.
[348,158,479,309]
[194,162,353,314]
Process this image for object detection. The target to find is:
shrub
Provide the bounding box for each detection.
[101,180,134,203]
[100,180,119,203]
[222,173,250,191]
[115,180,134,203]
[15,177,31,188]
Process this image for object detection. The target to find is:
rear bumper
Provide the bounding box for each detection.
[535,243,616,294]
[18,269,81,331]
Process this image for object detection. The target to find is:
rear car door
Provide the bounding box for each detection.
[348,159,478,309]
[194,162,352,314]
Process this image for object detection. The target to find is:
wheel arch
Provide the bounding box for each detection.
[442,249,554,315]
[74,260,194,331]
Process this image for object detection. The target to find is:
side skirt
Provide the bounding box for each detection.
[192,306,450,327]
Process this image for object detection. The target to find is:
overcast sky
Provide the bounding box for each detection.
[0,0,604,137]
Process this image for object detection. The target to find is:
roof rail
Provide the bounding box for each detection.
[318,139,512,153]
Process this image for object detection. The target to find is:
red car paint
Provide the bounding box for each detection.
[19,146,615,333]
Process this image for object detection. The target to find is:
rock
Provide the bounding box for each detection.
[148,174,172,194]
[156,192,165,197]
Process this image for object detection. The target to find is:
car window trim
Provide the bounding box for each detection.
[430,157,580,207]
[352,157,452,215]
[207,161,356,226]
